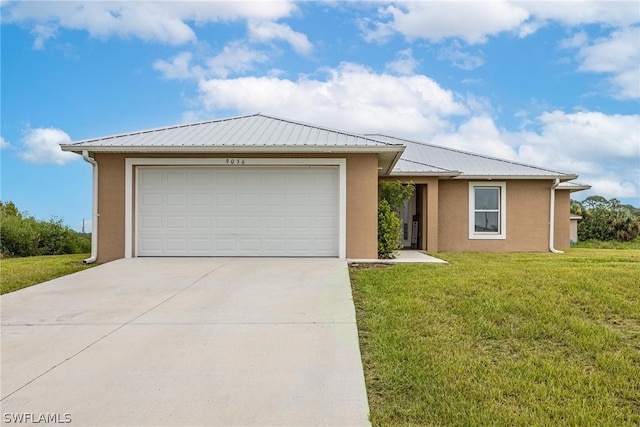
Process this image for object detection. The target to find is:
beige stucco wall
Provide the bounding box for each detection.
[92,152,378,262]
[95,153,126,263]
[437,179,562,252]
[554,190,571,249]
[344,154,379,259]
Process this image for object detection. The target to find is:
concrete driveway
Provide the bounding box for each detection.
[1,258,370,426]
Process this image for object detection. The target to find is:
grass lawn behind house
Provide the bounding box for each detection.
[351,249,640,426]
[0,254,95,294]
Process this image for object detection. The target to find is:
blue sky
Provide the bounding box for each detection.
[2,1,639,231]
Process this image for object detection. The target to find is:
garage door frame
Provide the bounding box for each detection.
[124,158,347,258]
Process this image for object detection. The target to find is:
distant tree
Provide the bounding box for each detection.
[0,201,91,257]
[570,199,584,217]
[574,196,640,242]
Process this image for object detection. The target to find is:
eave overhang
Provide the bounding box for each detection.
[451,174,579,181]
[60,144,406,177]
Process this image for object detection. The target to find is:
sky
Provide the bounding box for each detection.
[1,0,639,232]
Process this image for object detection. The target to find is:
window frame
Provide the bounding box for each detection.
[468,182,507,240]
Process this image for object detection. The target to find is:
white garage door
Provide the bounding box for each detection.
[136,166,339,257]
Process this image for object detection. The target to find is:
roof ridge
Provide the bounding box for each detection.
[253,113,404,147]
[367,133,569,176]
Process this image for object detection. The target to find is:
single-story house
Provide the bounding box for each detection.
[60,113,591,263]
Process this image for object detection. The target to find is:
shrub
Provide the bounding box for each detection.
[573,196,640,243]
[378,199,402,258]
[0,201,91,257]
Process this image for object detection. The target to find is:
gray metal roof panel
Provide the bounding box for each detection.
[557,181,592,191]
[369,134,575,178]
[391,158,460,175]
[61,114,404,151]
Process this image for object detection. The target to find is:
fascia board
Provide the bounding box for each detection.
[452,174,578,181]
[388,171,462,177]
[60,145,405,154]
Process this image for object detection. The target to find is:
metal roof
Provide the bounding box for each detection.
[557,181,592,191]
[60,113,584,181]
[61,113,404,153]
[369,134,577,180]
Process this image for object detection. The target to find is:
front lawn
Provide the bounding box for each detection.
[351,249,640,426]
[0,254,95,294]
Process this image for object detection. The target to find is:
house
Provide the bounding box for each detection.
[60,113,590,263]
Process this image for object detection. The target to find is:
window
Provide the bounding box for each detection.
[469,182,506,240]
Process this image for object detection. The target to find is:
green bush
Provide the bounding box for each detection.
[0,201,91,257]
[378,199,403,258]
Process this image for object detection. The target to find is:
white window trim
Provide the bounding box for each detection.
[468,181,507,240]
[125,157,347,259]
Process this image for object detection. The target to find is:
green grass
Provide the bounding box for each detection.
[350,249,640,426]
[0,253,96,294]
[575,238,640,250]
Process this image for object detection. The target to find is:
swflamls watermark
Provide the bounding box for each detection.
[3,412,71,424]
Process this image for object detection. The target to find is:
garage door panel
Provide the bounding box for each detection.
[190,171,212,186]
[191,193,212,206]
[166,194,187,207]
[191,216,212,229]
[137,166,339,256]
[166,171,188,186]
[141,193,162,207]
[215,216,236,230]
[191,239,213,252]
[140,216,162,230]
[166,217,187,230]
[166,239,187,252]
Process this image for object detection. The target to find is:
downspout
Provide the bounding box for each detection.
[549,178,564,254]
[82,150,98,263]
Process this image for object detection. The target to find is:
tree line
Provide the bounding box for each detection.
[571,196,640,243]
[0,201,91,258]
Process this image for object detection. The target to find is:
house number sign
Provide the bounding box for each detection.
[226,158,246,165]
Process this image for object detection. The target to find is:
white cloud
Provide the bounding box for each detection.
[206,41,271,78]
[18,128,77,165]
[559,31,589,49]
[522,1,640,27]
[153,52,200,80]
[438,42,485,70]
[586,176,639,200]
[248,20,313,55]
[3,1,298,47]
[197,63,468,137]
[512,111,640,198]
[363,1,529,44]
[574,27,640,99]
[385,48,419,75]
[430,115,519,161]
[154,42,271,81]
[362,1,639,46]
[0,136,9,149]
[31,24,57,50]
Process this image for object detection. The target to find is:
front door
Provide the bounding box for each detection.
[400,194,417,248]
